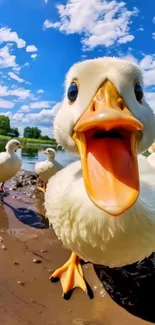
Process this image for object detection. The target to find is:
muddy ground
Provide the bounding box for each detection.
[0,171,151,325]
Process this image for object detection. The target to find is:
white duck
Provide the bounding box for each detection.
[0,139,22,191]
[35,148,63,192]
[45,57,155,304]
[147,142,155,169]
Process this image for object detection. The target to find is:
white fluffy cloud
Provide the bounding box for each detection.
[43,19,55,29]
[8,71,24,83]
[9,103,61,129]
[24,103,61,125]
[0,27,26,48]
[0,99,14,109]
[0,45,17,68]
[26,45,38,52]
[17,101,54,112]
[139,55,155,87]
[29,100,55,109]
[145,92,155,109]
[0,85,9,96]
[31,54,37,59]
[37,89,44,94]
[20,105,30,112]
[0,84,31,100]
[10,87,31,100]
[43,0,138,50]
[8,71,31,85]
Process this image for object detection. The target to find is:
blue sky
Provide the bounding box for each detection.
[0,0,155,137]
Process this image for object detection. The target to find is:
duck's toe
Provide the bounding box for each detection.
[49,252,89,299]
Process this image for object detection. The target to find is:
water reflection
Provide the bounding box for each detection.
[0,140,78,172]
[21,147,38,159]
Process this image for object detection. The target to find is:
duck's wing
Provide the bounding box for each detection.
[35,161,46,174]
[138,154,155,207]
[53,159,64,171]
[0,152,9,165]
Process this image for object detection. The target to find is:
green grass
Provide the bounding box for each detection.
[0,135,57,146]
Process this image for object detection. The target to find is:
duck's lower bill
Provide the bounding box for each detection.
[73,125,141,216]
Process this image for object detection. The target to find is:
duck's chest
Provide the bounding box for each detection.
[48,178,155,267]
[2,155,21,177]
[94,253,155,323]
[45,164,155,267]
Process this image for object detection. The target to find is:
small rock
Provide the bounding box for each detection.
[48,269,52,273]
[14,261,19,265]
[17,281,25,286]
[0,236,3,242]
[33,235,38,239]
[40,249,48,253]
[2,245,7,250]
[33,258,42,264]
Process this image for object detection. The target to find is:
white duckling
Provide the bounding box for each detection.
[147,142,155,169]
[0,139,22,191]
[35,148,63,192]
[44,57,155,319]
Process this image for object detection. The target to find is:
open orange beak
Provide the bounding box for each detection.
[72,80,143,216]
[19,144,23,149]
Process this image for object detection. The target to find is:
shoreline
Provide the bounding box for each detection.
[0,136,65,149]
[0,171,150,325]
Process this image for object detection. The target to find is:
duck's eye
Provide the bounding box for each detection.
[134,82,143,103]
[67,82,78,103]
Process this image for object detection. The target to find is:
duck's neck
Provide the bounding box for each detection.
[48,156,54,162]
[6,149,15,155]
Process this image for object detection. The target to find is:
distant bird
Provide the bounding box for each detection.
[35,148,63,192]
[147,142,155,169]
[44,57,155,322]
[0,139,22,192]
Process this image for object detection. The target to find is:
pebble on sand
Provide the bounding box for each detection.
[1,244,7,250]
[33,258,42,264]
[17,281,25,286]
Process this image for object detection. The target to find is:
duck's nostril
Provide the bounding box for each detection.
[91,103,96,112]
[118,98,125,110]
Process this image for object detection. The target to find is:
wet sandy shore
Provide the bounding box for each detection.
[0,173,151,325]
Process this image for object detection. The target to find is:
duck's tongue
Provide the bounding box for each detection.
[82,131,139,215]
[73,129,140,216]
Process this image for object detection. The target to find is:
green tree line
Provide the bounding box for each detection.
[0,115,51,140]
[0,115,19,137]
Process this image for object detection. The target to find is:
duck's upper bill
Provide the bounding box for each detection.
[72,79,143,216]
